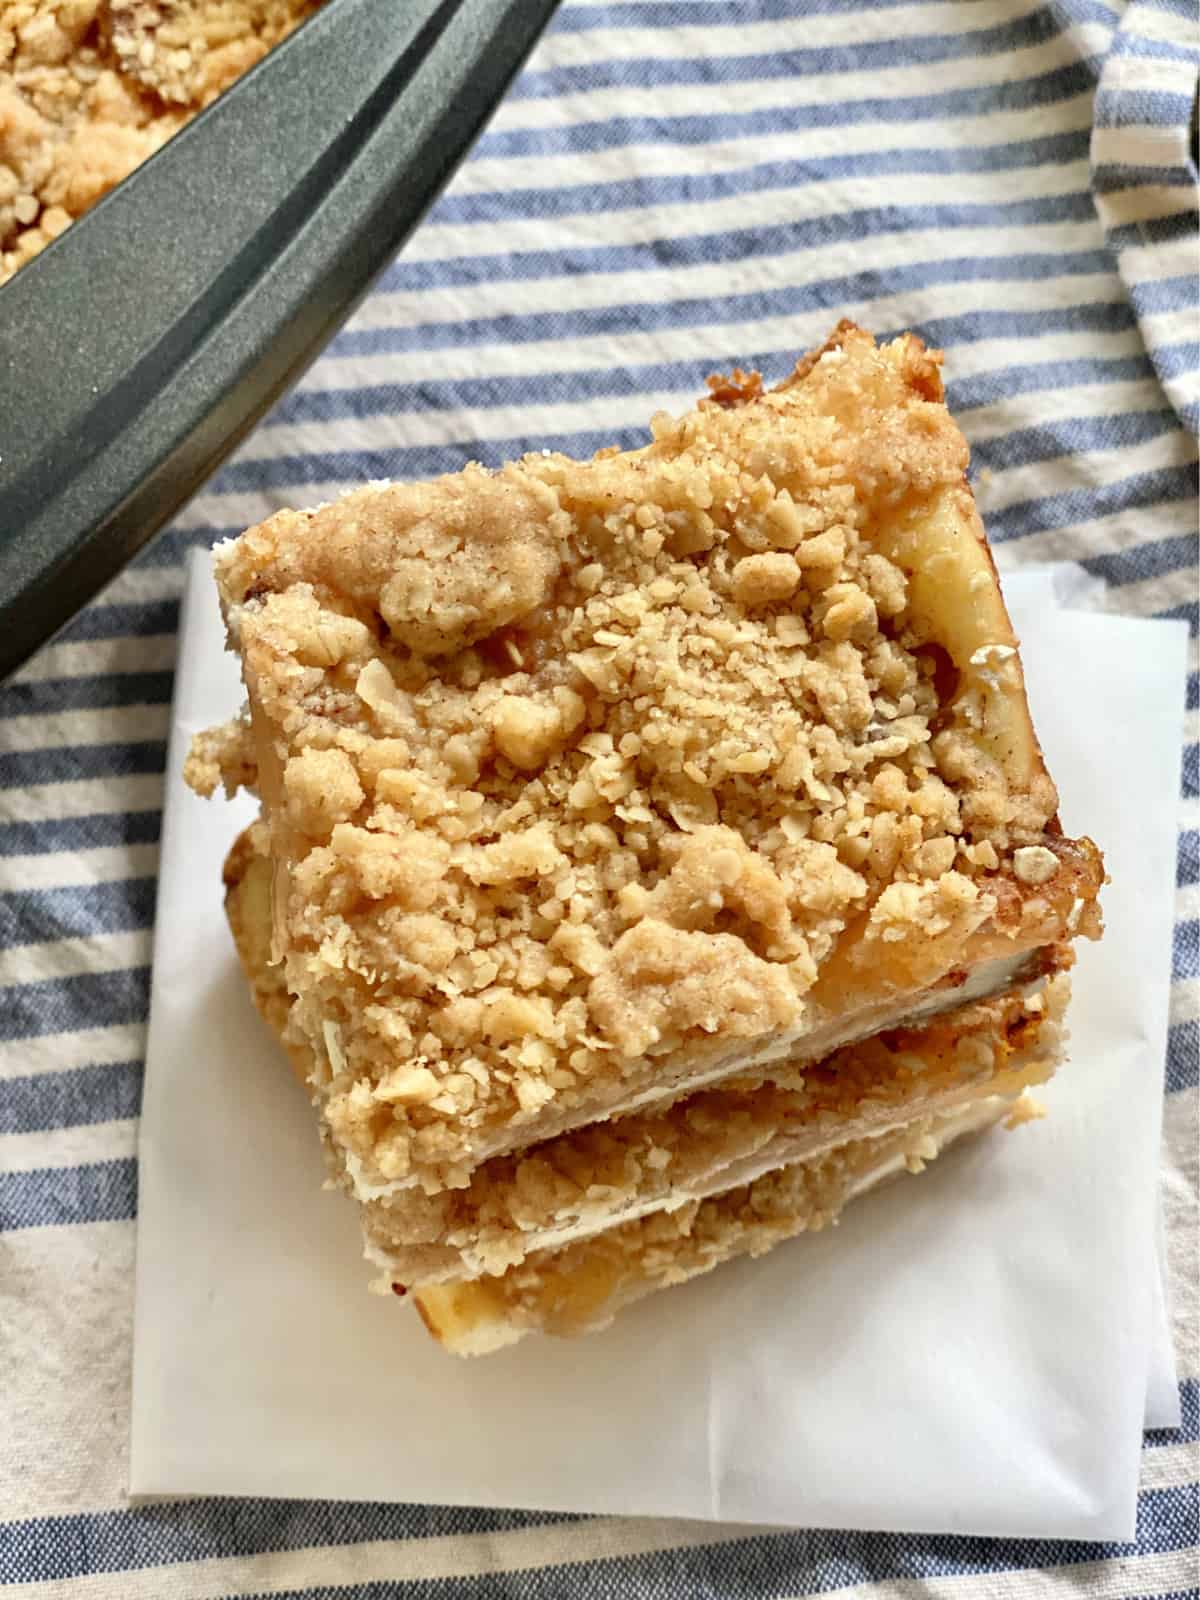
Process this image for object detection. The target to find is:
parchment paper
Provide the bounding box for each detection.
[130,552,1187,1537]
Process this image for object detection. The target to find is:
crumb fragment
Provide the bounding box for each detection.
[489,690,585,771]
[1005,1090,1047,1128]
[1013,845,1060,886]
[182,714,256,796]
[731,552,800,607]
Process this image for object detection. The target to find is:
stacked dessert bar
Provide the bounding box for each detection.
[189,323,1103,1355]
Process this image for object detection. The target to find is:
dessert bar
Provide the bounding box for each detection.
[193,322,1103,1350]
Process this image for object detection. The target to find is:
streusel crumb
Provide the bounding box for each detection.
[198,323,1102,1193]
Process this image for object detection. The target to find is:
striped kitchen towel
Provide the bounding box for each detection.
[1,0,1196,1595]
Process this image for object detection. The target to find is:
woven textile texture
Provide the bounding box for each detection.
[1,0,1196,1595]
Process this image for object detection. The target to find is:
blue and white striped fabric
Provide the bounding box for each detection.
[2,0,1196,1594]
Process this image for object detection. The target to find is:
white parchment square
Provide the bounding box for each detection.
[130,552,1187,1537]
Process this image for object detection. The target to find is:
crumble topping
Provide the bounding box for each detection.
[1,0,317,283]
[195,324,1099,1191]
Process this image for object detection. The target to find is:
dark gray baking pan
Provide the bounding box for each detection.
[0,0,558,678]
